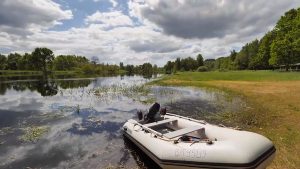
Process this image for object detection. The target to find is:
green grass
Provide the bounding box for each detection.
[164,70,300,81]
[0,70,78,77]
[0,70,43,76]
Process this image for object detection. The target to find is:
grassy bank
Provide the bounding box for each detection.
[0,70,128,78]
[0,70,78,77]
[152,71,300,169]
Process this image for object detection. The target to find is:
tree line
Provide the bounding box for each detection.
[163,8,300,72]
[214,8,299,71]
[163,54,204,73]
[0,48,162,76]
[0,48,123,75]
[120,62,160,77]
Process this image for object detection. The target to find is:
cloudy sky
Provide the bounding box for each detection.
[0,0,299,66]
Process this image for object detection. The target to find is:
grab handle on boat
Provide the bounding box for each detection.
[129,120,163,137]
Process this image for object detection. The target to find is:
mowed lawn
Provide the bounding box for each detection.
[153,71,300,169]
[165,70,300,81]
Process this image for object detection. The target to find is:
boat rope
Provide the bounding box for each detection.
[129,121,214,145]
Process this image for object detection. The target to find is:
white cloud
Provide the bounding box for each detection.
[92,0,118,7]
[130,0,299,39]
[85,11,133,28]
[1,0,300,66]
[0,0,73,35]
[109,0,118,7]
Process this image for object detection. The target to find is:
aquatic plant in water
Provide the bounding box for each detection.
[19,126,49,143]
[0,127,14,136]
[93,84,155,104]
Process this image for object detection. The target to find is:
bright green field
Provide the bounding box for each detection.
[165,70,300,81]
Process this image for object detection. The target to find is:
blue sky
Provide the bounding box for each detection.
[51,0,123,30]
[0,0,299,66]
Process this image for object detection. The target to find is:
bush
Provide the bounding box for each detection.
[81,64,95,74]
[197,66,208,72]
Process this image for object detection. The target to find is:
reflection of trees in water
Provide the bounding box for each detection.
[36,80,58,96]
[56,80,92,89]
[124,72,158,80]
[0,78,92,96]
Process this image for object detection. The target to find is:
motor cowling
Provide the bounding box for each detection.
[147,102,160,121]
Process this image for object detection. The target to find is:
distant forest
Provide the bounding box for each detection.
[0,47,160,76]
[164,8,300,72]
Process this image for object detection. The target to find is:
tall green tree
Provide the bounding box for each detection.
[269,8,300,70]
[125,65,134,74]
[174,58,181,71]
[275,8,298,35]
[249,32,274,70]
[164,61,174,74]
[119,62,124,70]
[234,40,259,69]
[141,63,153,76]
[17,53,33,70]
[32,48,54,72]
[269,37,294,70]
[0,54,6,70]
[53,55,87,70]
[7,53,22,70]
[196,54,204,67]
[204,59,215,70]
[181,57,198,71]
[230,50,237,61]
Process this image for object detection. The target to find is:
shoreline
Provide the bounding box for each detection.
[150,71,300,169]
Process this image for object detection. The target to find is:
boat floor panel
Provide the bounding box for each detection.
[164,126,204,139]
[144,118,177,128]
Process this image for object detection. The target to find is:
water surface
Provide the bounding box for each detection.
[0,75,244,169]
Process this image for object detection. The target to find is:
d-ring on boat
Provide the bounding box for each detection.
[122,103,276,169]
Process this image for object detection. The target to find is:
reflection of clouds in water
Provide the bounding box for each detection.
[0,103,146,168]
[0,144,36,166]
[67,108,124,136]
[0,75,244,169]
[0,89,43,111]
[0,117,78,167]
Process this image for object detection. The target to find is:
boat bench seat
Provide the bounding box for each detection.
[164,126,204,139]
[144,118,177,128]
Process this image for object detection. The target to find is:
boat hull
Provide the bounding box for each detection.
[124,132,275,169]
[123,114,276,169]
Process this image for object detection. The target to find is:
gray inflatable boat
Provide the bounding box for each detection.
[123,113,275,169]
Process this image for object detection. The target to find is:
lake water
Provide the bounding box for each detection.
[0,75,244,169]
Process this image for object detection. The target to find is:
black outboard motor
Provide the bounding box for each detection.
[146,102,160,123]
[137,110,143,121]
